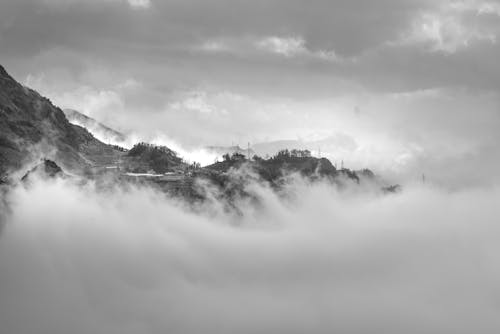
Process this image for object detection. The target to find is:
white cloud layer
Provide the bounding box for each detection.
[1,175,500,333]
[256,36,307,57]
[127,0,151,9]
[195,36,341,62]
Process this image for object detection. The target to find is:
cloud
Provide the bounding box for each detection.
[127,0,151,9]
[169,91,220,114]
[255,36,341,61]
[449,0,500,16]
[478,1,500,16]
[195,35,341,62]
[409,13,495,53]
[397,1,500,53]
[1,172,500,333]
[198,40,232,53]
[256,36,307,57]
[22,70,140,130]
[2,0,499,96]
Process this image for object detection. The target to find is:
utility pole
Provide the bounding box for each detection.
[247,142,250,160]
[318,147,321,158]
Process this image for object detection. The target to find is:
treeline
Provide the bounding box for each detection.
[111,144,127,152]
[222,149,313,162]
[127,142,183,174]
[128,142,178,157]
[271,149,312,161]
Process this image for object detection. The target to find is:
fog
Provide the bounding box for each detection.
[1,175,500,334]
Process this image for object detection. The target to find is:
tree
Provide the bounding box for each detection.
[252,154,263,162]
[231,152,246,161]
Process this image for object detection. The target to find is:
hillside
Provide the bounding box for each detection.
[0,63,394,200]
[0,65,128,176]
[0,64,187,177]
[63,109,127,145]
[124,142,185,174]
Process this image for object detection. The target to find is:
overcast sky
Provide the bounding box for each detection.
[1,0,499,186]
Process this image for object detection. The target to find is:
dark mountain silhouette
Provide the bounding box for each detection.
[205,149,359,184]
[0,64,123,176]
[125,142,185,174]
[21,159,66,182]
[0,64,186,177]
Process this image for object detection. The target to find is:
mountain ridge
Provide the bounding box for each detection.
[0,63,398,200]
[0,65,128,176]
[63,109,127,145]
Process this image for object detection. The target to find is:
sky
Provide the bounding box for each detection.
[1,0,499,186]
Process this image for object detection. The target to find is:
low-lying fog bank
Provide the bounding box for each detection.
[1,177,500,334]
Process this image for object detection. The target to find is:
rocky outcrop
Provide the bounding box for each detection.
[21,159,66,182]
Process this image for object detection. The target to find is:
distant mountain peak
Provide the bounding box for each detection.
[63,109,127,145]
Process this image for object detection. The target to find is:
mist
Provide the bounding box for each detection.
[1,176,500,334]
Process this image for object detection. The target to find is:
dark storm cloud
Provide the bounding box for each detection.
[0,0,425,55]
[1,0,499,93]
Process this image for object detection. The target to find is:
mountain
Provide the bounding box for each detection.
[251,135,357,165]
[0,64,188,177]
[21,159,66,182]
[0,64,128,176]
[61,110,190,173]
[63,109,127,146]
[204,149,359,185]
[0,63,397,201]
[125,142,185,174]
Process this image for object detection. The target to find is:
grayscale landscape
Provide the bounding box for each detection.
[1,1,500,333]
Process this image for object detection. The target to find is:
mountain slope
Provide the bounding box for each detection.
[63,109,127,145]
[205,149,359,184]
[0,64,123,175]
[125,142,185,173]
